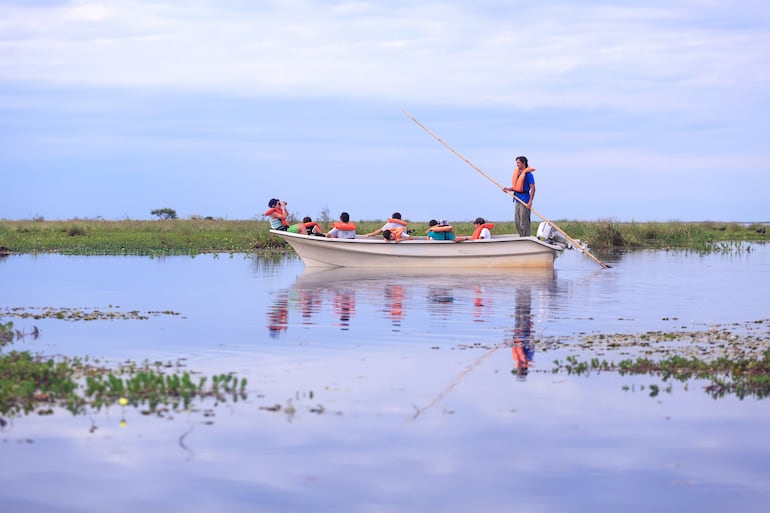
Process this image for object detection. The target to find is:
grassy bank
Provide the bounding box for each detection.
[0,218,767,256]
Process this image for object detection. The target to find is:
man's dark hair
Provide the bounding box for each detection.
[391,212,401,219]
[340,212,350,223]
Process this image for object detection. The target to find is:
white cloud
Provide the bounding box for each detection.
[2,1,769,222]
[1,0,768,112]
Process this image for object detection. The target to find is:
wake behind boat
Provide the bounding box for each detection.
[270,228,567,269]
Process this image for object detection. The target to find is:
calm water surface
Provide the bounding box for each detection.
[1,245,769,513]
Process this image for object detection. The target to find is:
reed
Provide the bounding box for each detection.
[0,218,767,255]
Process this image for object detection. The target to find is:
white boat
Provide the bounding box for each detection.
[269,229,566,269]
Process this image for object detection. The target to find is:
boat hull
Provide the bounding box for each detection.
[270,230,562,269]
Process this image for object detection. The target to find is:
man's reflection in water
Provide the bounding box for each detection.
[511,285,534,380]
[384,284,406,330]
[333,288,356,330]
[266,290,289,338]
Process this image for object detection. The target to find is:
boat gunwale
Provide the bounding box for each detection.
[269,229,565,250]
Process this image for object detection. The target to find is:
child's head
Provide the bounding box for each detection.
[382,229,394,241]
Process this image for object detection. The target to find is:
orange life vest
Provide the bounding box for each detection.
[387,218,408,226]
[264,207,289,226]
[385,227,406,240]
[303,221,321,233]
[426,224,453,234]
[512,167,536,193]
[512,345,529,370]
[472,223,495,240]
[332,221,356,231]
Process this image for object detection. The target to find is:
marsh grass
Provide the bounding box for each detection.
[554,219,767,251]
[0,218,767,255]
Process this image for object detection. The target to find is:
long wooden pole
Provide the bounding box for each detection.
[402,110,611,269]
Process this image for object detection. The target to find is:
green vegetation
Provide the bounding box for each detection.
[1,321,246,418]
[0,350,247,418]
[555,219,768,251]
[0,218,277,255]
[0,218,766,255]
[150,208,178,220]
[552,350,770,400]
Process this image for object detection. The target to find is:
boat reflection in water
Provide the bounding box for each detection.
[266,289,289,337]
[265,267,558,348]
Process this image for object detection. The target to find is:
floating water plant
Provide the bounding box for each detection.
[551,349,770,400]
[0,350,248,419]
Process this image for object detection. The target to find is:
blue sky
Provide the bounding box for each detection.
[2,0,768,223]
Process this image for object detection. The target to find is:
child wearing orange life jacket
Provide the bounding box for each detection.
[455,217,495,242]
[365,212,409,237]
[426,219,456,241]
[326,212,357,239]
[382,226,412,243]
[302,216,325,237]
[265,198,307,234]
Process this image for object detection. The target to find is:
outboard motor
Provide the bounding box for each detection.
[536,222,572,249]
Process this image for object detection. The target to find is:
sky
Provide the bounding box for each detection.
[1,0,769,223]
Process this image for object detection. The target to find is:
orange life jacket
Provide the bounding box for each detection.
[264,207,289,226]
[512,166,536,193]
[385,227,406,240]
[426,224,453,234]
[512,345,529,370]
[332,221,356,231]
[303,221,321,233]
[387,218,408,226]
[471,223,495,240]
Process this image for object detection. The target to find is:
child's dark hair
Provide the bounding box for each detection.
[382,229,394,240]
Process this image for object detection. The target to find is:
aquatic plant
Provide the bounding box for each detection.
[551,349,770,400]
[0,321,13,346]
[0,350,248,419]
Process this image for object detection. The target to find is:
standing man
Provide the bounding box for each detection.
[502,156,536,237]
